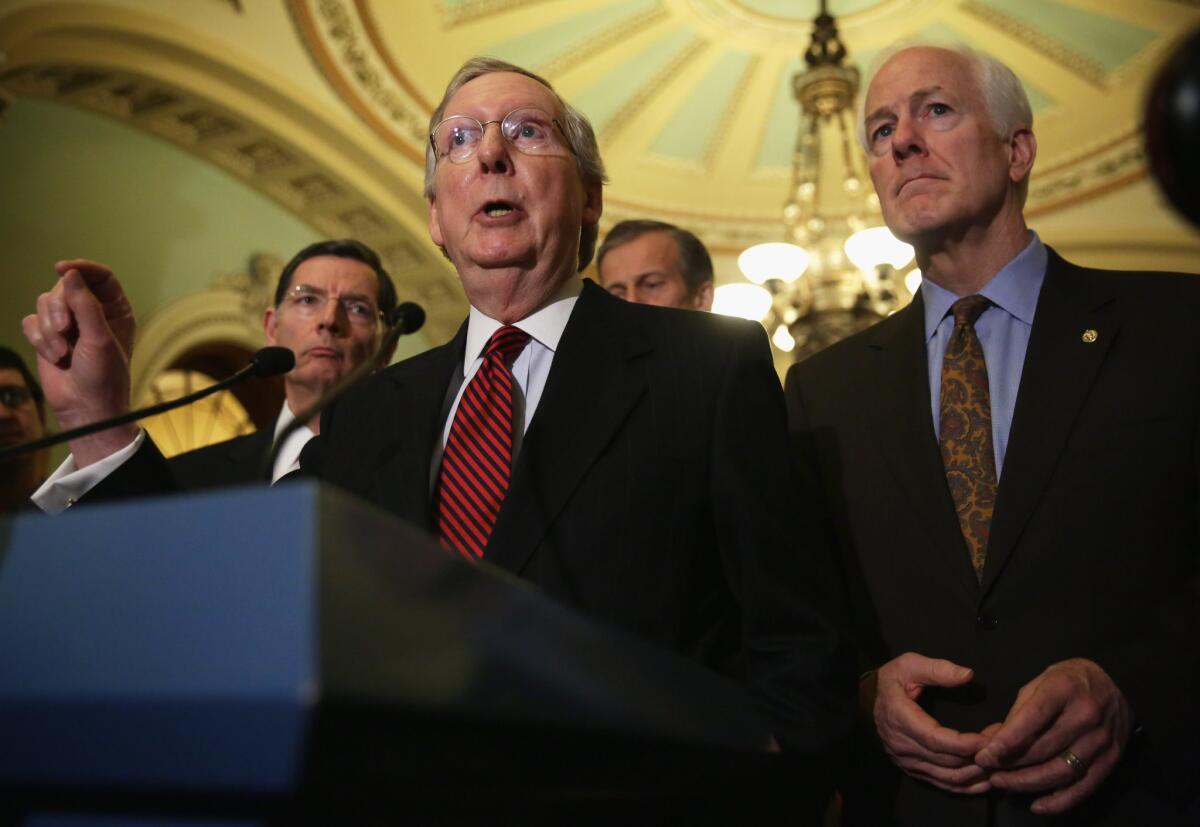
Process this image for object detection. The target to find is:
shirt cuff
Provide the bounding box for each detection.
[30,430,146,514]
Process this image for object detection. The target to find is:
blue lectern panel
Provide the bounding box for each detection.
[0,484,318,792]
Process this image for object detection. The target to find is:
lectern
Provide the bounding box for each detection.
[0,483,787,824]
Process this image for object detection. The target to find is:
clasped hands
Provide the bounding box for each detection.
[869,652,1133,816]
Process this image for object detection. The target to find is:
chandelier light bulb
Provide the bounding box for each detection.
[843,226,916,272]
[737,243,810,285]
[772,324,796,352]
[904,269,923,296]
[712,283,774,322]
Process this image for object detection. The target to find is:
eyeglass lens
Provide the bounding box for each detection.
[433,108,564,163]
[285,287,379,325]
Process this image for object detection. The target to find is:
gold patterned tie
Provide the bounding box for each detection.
[939,295,996,579]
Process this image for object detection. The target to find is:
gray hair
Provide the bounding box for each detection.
[424,57,608,272]
[857,43,1033,150]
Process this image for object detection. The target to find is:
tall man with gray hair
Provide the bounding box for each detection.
[24,57,854,784]
[786,44,1200,824]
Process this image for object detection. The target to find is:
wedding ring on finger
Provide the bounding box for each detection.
[1060,749,1086,779]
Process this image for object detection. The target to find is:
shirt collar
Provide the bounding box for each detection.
[274,402,295,439]
[462,275,582,375]
[921,231,1047,341]
[273,400,316,438]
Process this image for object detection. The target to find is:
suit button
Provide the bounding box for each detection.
[976,613,998,630]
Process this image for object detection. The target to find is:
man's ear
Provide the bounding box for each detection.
[1009,127,1037,186]
[263,306,278,346]
[693,281,714,312]
[582,179,603,228]
[428,197,444,248]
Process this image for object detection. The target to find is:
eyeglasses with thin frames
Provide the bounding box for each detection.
[430,107,574,165]
[281,286,381,327]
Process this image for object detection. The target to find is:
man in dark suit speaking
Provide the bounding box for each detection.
[23,57,853,765]
[785,45,1200,824]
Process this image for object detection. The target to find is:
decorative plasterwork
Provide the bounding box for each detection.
[437,0,557,27]
[1026,130,1146,217]
[0,59,465,341]
[600,38,709,142]
[288,0,429,161]
[960,0,1107,86]
[129,257,274,406]
[286,0,1194,252]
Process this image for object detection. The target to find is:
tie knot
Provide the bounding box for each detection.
[951,294,990,328]
[484,325,530,363]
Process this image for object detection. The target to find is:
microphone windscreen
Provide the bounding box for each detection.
[251,346,296,376]
[1146,27,1200,228]
[387,302,426,334]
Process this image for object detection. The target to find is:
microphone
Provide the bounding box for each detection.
[0,346,295,461]
[1146,26,1200,228]
[263,301,426,478]
[387,301,426,336]
[373,302,426,371]
[248,345,297,377]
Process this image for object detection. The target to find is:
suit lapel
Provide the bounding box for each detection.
[867,295,983,597]
[981,250,1118,593]
[228,428,273,481]
[371,323,466,529]
[485,282,650,575]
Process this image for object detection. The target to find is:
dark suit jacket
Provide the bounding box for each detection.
[97,280,855,758]
[301,280,854,756]
[785,249,1200,825]
[165,427,273,491]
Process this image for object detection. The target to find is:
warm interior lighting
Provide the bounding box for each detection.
[904,269,923,296]
[712,284,773,321]
[737,243,810,285]
[844,226,915,273]
[772,324,796,352]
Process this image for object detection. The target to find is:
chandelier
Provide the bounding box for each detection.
[714,1,918,361]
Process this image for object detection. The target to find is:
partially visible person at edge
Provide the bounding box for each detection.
[0,346,49,511]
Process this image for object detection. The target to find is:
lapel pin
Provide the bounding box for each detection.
[1081,329,1098,344]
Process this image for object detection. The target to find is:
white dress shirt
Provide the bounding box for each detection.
[269,403,316,484]
[32,402,315,514]
[431,276,581,482]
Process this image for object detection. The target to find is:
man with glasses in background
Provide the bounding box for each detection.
[0,346,50,511]
[27,240,397,505]
[169,239,399,488]
[24,58,853,786]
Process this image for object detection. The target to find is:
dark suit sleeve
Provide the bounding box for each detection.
[82,436,177,505]
[1089,421,1200,802]
[710,324,856,757]
[784,363,883,679]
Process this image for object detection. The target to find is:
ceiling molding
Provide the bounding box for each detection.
[0,2,466,341]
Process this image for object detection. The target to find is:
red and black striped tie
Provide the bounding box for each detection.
[436,325,530,561]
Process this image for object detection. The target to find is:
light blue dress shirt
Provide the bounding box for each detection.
[923,232,1047,478]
